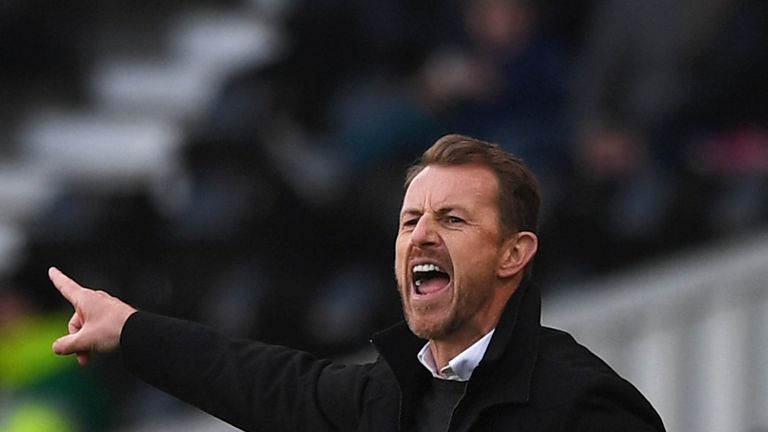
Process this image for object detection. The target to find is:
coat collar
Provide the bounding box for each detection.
[371,281,541,404]
[469,280,540,403]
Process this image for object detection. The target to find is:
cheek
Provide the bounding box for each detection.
[450,236,499,276]
[394,238,409,277]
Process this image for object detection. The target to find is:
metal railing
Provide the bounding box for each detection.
[543,231,768,432]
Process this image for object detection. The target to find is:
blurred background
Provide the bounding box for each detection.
[0,0,766,430]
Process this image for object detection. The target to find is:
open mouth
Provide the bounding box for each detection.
[412,263,451,295]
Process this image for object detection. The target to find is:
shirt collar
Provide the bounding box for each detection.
[416,329,495,382]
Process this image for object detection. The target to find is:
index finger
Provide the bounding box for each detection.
[48,267,84,304]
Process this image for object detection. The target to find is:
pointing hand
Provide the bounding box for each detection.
[49,267,137,366]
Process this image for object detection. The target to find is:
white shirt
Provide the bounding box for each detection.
[416,330,495,382]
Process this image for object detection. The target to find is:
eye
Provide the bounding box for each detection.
[401,217,419,229]
[446,215,465,225]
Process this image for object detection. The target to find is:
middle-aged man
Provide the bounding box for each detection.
[50,134,666,431]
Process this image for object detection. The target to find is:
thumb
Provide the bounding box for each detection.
[52,332,89,356]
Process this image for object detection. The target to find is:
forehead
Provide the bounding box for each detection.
[402,164,499,210]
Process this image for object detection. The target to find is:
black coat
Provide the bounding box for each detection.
[121,282,665,431]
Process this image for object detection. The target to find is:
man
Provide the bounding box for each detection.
[51,134,666,431]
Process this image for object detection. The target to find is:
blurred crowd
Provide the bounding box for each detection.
[1,0,767,430]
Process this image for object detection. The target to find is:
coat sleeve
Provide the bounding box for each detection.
[563,377,667,432]
[120,311,371,432]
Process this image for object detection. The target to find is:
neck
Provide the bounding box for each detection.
[429,278,523,369]
[429,328,491,371]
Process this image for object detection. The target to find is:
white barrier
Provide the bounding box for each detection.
[542,231,768,432]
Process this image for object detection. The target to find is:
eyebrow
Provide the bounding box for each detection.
[436,206,466,215]
[400,208,422,219]
[400,205,469,218]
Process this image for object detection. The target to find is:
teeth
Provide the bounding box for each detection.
[412,263,447,290]
[413,263,444,273]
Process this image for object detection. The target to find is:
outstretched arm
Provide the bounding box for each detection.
[49,266,137,365]
[49,266,372,431]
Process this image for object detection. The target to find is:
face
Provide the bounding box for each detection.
[466,0,532,50]
[395,164,511,343]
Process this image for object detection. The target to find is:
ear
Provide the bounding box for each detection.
[497,231,538,279]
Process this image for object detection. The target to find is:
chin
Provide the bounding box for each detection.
[405,311,455,340]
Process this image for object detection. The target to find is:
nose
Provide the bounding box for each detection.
[411,215,440,248]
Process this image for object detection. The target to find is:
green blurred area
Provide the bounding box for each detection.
[0,312,113,432]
